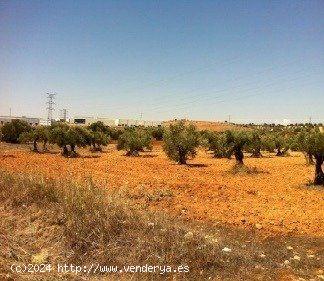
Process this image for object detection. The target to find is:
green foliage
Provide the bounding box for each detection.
[88,121,109,134]
[117,128,152,156]
[149,126,164,141]
[107,127,124,140]
[50,123,91,157]
[89,131,110,151]
[87,121,110,151]
[1,119,32,143]
[272,131,290,156]
[246,129,276,157]
[225,130,250,165]
[19,125,50,152]
[162,121,200,164]
[293,128,324,185]
[202,131,231,158]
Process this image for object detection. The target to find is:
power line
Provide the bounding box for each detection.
[148,72,322,116]
[147,67,322,113]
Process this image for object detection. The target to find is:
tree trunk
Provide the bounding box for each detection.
[178,151,187,165]
[307,152,315,165]
[276,148,283,156]
[234,149,244,165]
[32,139,39,152]
[314,154,324,185]
[62,145,69,156]
[70,144,78,157]
[126,150,139,156]
[251,148,262,158]
[43,140,48,151]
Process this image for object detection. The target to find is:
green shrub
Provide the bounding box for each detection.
[1,119,32,143]
[225,130,250,165]
[108,127,124,140]
[117,128,152,156]
[19,125,50,152]
[50,123,91,157]
[202,131,232,158]
[294,128,324,185]
[149,126,164,141]
[87,121,110,151]
[163,121,200,164]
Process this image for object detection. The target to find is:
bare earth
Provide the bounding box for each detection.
[1,142,323,238]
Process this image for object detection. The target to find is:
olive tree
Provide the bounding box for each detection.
[149,126,164,141]
[87,121,110,151]
[19,125,50,152]
[117,128,152,156]
[202,131,231,158]
[290,129,314,165]
[295,129,324,185]
[50,123,90,157]
[67,126,91,156]
[162,121,200,164]
[225,130,250,165]
[246,130,263,158]
[272,131,290,156]
[1,119,32,143]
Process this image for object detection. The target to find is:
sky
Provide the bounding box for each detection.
[0,0,323,124]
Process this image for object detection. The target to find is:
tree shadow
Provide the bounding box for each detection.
[80,155,101,159]
[40,150,60,155]
[2,154,16,159]
[186,163,208,168]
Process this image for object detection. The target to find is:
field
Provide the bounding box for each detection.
[1,141,323,280]
[1,142,323,236]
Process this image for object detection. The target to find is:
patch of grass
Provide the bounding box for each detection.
[229,164,265,175]
[0,170,322,280]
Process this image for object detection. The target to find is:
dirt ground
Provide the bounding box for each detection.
[0,142,323,238]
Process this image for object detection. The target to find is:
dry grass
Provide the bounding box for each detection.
[1,170,323,280]
[1,143,323,237]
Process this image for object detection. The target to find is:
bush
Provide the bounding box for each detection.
[117,128,152,156]
[89,131,110,151]
[50,123,91,157]
[1,119,32,143]
[225,130,250,165]
[107,127,124,140]
[294,128,324,185]
[272,131,290,156]
[163,121,200,164]
[202,131,232,158]
[149,126,164,141]
[19,125,50,152]
[87,121,110,151]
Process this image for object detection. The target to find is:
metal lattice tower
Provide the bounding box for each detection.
[60,108,68,121]
[46,93,56,125]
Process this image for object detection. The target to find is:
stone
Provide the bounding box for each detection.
[255,223,263,230]
[292,255,301,261]
[283,260,290,265]
[184,231,194,240]
[222,247,232,253]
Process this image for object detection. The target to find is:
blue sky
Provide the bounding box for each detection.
[0,0,323,123]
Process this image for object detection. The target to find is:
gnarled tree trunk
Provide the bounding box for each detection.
[178,148,187,165]
[251,148,262,158]
[62,145,69,157]
[314,154,324,186]
[234,149,244,165]
[32,139,39,152]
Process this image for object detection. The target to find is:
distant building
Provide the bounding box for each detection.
[0,116,40,126]
[72,116,96,125]
[71,116,162,127]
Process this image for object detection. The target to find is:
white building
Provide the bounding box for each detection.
[0,116,40,126]
[72,116,162,127]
